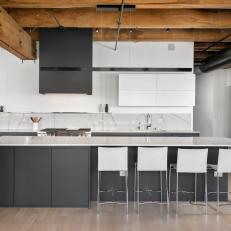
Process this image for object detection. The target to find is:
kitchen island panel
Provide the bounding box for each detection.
[52,147,90,207]
[0,148,14,206]
[14,148,52,206]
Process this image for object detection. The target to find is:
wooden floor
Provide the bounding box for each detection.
[1,203,231,231]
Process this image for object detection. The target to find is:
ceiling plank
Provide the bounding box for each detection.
[27,29,231,43]
[1,0,231,9]
[9,8,231,29]
[0,7,36,60]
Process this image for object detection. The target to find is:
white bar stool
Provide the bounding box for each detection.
[173,148,208,214]
[208,149,231,213]
[134,147,169,213]
[97,147,128,214]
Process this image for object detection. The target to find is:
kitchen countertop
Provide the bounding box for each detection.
[0,136,230,147]
[91,129,199,133]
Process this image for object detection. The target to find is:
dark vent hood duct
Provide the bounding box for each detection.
[199,48,231,73]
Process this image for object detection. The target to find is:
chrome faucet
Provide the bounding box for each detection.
[146,114,152,130]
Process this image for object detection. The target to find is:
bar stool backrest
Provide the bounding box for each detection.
[137,147,168,171]
[217,149,231,173]
[98,147,128,171]
[177,148,208,173]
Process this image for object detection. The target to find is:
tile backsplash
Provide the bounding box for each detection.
[0,112,192,131]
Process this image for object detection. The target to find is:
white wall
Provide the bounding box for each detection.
[194,69,231,137]
[0,41,193,113]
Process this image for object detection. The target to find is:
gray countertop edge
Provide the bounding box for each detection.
[0,136,230,147]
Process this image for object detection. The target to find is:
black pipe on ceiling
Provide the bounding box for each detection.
[198,48,231,73]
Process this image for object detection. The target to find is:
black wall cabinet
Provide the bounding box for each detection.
[39,28,92,94]
[52,147,90,207]
[14,148,52,206]
[0,148,14,206]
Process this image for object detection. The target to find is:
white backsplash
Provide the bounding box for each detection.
[0,113,192,131]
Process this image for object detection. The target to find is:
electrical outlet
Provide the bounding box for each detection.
[214,172,223,177]
[120,171,126,177]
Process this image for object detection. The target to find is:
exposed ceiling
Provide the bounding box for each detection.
[0,0,231,64]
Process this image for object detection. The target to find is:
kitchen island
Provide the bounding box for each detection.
[0,136,230,208]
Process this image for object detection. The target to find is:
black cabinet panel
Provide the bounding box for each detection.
[39,28,93,94]
[0,148,14,206]
[52,147,90,207]
[39,28,92,68]
[14,148,51,206]
[39,70,92,94]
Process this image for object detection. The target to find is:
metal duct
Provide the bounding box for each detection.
[199,48,231,73]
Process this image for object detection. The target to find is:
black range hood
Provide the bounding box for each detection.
[39,28,93,94]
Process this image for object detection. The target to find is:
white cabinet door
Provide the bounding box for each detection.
[157,74,195,91]
[119,74,156,106]
[119,74,156,91]
[156,91,195,106]
[118,73,195,107]
[119,91,155,106]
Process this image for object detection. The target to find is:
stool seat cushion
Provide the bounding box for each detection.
[98,147,128,171]
[177,148,208,173]
[137,147,168,171]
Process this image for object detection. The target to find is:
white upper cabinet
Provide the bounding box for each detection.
[156,74,195,91]
[119,74,156,91]
[119,74,156,106]
[93,42,194,69]
[93,42,131,67]
[118,74,195,107]
[130,42,193,68]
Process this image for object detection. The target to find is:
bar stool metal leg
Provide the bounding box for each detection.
[195,173,197,203]
[125,171,129,214]
[169,167,172,201]
[97,171,101,214]
[166,171,170,211]
[217,175,220,214]
[176,173,179,214]
[137,171,140,213]
[134,163,137,209]
[205,172,208,214]
[160,171,163,203]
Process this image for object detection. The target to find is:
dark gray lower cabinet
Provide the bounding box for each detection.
[0,148,14,206]
[14,148,52,206]
[52,147,90,207]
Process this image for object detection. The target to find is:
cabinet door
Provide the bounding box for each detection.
[119,74,156,106]
[14,148,51,206]
[52,147,90,207]
[40,28,92,68]
[157,74,195,91]
[119,74,156,91]
[39,70,92,94]
[119,91,155,106]
[0,148,14,206]
[156,91,195,106]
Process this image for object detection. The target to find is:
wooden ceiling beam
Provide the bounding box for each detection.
[1,0,231,9]
[194,42,231,51]
[0,7,36,60]
[27,29,231,43]
[9,8,231,29]
[194,51,217,60]
[94,29,231,42]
